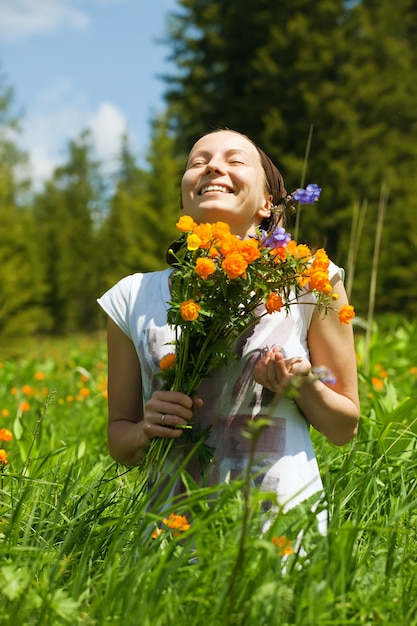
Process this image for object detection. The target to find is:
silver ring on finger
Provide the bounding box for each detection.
[161,413,166,426]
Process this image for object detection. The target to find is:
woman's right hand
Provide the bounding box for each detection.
[141,390,203,443]
[106,318,203,465]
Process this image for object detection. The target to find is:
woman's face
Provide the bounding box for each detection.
[181,131,271,238]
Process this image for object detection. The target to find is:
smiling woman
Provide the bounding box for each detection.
[97,129,359,530]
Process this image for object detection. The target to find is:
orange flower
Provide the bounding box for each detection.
[79,387,90,398]
[374,364,388,378]
[0,449,8,465]
[21,385,33,396]
[309,268,331,294]
[265,292,283,314]
[1,409,9,418]
[217,232,238,256]
[272,536,294,556]
[222,252,248,279]
[211,221,231,239]
[208,245,221,258]
[187,233,202,250]
[152,527,164,539]
[296,269,310,288]
[312,248,330,270]
[34,371,45,381]
[162,513,191,532]
[237,238,261,263]
[270,246,287,262]
[286,241,311,259]
[0,428,13,442]
[195,257,216,280]
[193,223,213,248]
[159,353,176,370]
[176,215,196,232]
[338,304,355,324]
[180,299,201,321]
[19,401,30,412]
[372,377,384,391]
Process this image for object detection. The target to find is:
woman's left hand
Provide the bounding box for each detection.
[253,346,311,394]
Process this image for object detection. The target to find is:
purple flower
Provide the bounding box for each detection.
[312,365,336,385]
[260,226,292,249]
[293,184,321,205]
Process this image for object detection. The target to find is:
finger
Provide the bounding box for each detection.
[153,390,194,410]
[143,420,184,440]
[286,357,311,377]
[192,396,204,410]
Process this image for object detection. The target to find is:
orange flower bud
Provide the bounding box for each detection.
[159,353,176,370]
[0,449,8,465]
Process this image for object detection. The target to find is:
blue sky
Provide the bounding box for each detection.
[0,0,178,186]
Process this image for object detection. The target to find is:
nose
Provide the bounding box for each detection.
[205,156,226,174]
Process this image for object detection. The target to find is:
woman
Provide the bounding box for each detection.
[98,129,359,514]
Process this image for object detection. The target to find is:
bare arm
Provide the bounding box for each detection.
[254,278,360,446]
[106,318,200,466]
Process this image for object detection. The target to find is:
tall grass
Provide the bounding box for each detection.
[0,321,416,625]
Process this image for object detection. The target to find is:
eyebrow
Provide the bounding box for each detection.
[188,148,251,161]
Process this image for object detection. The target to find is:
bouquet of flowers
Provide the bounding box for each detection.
[144,185,355,476]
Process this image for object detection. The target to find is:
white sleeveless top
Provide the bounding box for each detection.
[98,262,343,514]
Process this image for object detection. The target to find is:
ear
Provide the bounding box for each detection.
[257,195,273,220]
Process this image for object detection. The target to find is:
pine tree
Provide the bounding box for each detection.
[34,131,105,333]
[98,117,181,303]
[142,114,184,267]
[0,73,48,336]
[98,133,150,292]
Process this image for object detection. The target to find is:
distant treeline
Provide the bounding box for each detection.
[1,0,416,337]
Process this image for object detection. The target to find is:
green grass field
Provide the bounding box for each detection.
[0,319,416,625]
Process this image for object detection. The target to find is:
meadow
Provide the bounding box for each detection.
[0,318,416,625]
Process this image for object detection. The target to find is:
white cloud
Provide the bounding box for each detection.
[88,102,127,170]
[19,80,127,188]
[0,0,89,43]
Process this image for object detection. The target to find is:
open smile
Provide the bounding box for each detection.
[199,184,233,195]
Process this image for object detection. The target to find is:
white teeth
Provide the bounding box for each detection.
[201,184,231,195]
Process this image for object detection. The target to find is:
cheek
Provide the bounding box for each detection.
[181,171,194,194]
